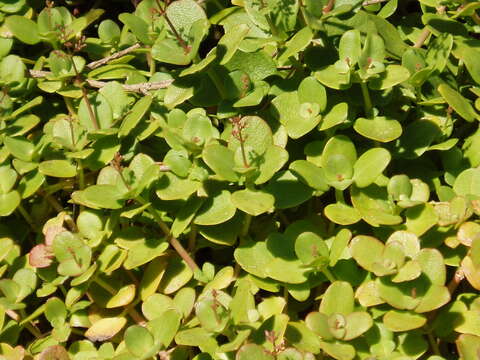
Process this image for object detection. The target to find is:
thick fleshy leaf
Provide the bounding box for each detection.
[119,95,152,137]
[236,344,274,360]
[368,65,410,90]
[231,189,274,216]
[265,171,313,209]
[202,144,238,182]
[39,160,77,178]
[5,16,40,45]
[194,190,236,225]
[438,84,477,122]
[234,241,274,279]
[354,116,402,143]
[289,160,329,192]
[85,317,127,342]
[0,191,21,216]
[324,203,361,225]
[320,281,354,316]
[383,310,426,331]
[353,148,391,188]
[82,185,125,209]
[124,325,155,357]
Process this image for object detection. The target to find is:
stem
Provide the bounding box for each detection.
[29,70,173,94]
[241,214,252,238]
[125,269,139,286]
[7,309,43,338]
[77,160,85,190]
[70,55,100,130]
[155,0,189,53]
[19,303,47,326]
[322,268,336,283]
[335,189,346,205]
[360,81,373,118]
[81,87,99,130]
[275,210,290,227]
[111,158,200,273]
[139,198,200,272]
[70,57,99,130]
[426,329,441,356]
[188,225,197,253]
[413,27,430,48]
[17,204,37,231]
[447,268,464,295]
[238,132,249,168]
[120,298,145,325]
[64,97,76,116]
[323,0,335,13]
[147,50,155,76]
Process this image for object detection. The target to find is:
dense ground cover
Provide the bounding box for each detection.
[1,0,480,359]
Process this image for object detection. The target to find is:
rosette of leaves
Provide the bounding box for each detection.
[2,0,480,358]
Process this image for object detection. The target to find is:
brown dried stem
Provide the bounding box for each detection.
[28,70,173,94]
[87,43,141,69]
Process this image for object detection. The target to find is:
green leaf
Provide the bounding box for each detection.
[320,281,354,316]
[320,341,355,360]
[98,19,121,43]
[289,160,329,192]
[125,325,155,358]
[438,84,478,122]
[118,13,151,45]
[202,144,238,182]
[278,27,313,64]
[4,136,35,162]
[119,95,152,137]
[0,55,25,86]
[194,190,236,226]
[294,231,328,265]
[368,64,410,90]
[383,310,426,332]
[237,344,274,360]
[343,312,373,340]
[298,76,327,113]
[453,168,480,197]
[231,189,274,216]
[234,241,274,279]
[271,92,321,139]
[404,203,438,236]
[325,203,361,226]
[265,170,313,209]
[85,317,127,342]
[228,116,273,156]
[339,30,361,66]
[353,148,391,188]
[218,24,250,65]
[0,165,17,194]
[354,116,402,143]
[82,185,125,209]
[53,232,91,277]
[147,309,181,348]
[78,93,113,131]
[254,145,289,185]
[5,16,40,45]
[45,297,67,328]
[39,160,77,178]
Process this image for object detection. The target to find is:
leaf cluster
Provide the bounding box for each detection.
[1,0,480,359]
